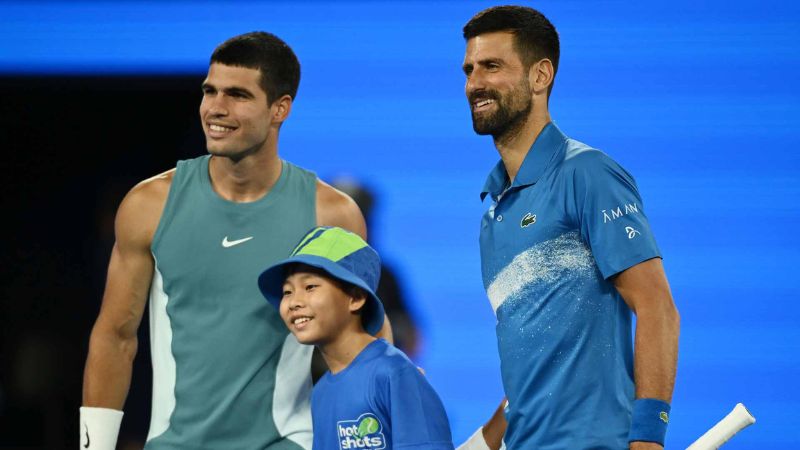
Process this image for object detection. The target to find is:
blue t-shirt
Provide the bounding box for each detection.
[311,339,454,450]
[479,123,661,449]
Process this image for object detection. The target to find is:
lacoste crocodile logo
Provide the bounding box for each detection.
[521,213,537,228]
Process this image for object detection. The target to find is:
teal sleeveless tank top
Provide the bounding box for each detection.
[146,155,317,449]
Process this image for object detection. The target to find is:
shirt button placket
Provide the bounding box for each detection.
[494,186,511,224]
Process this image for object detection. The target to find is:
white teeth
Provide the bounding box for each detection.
[476,99,494,107]
[293,317,311,325]
[209,124,234,132]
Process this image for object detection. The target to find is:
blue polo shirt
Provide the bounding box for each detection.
[479,123,661,449]
[311,339,453,450]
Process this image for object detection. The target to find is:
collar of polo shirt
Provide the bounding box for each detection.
[480,122,568,201]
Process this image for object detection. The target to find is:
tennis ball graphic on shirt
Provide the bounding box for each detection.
[357,417,380,438]
[338,414,386,449]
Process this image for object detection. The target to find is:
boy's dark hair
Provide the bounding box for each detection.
[463,6,560,94]
[284,264,369,315]
[210,31,301,104]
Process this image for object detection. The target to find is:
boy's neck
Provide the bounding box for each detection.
[320,331,377,375]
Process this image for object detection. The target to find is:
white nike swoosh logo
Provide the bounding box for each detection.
[222,236,254,248]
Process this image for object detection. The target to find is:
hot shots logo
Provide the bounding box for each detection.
[337,413,386,449]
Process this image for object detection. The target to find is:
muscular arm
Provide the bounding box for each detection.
[316,179,367,239]
[613,257,680,450]
[82,172,171,409]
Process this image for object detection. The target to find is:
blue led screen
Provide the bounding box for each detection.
[3,1,799,447]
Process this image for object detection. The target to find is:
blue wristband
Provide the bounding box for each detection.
[628,398,670,445]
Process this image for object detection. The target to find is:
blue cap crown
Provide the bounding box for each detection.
[258,227,385,335]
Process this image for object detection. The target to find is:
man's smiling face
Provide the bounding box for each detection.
[199,63,274,160]
[463,31,533,138]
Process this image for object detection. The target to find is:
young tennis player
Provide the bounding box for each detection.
[258,226,454,450]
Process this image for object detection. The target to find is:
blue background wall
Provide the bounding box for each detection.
[3,1,799,448]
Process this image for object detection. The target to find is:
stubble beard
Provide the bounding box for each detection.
[471,78,533,146]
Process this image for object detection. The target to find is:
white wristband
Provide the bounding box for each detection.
[456,426,491,450]
[79,407,123,450]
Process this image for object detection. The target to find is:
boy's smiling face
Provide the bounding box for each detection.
[279,265,366,345]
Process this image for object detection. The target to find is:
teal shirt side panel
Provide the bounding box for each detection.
[146,155,317,450]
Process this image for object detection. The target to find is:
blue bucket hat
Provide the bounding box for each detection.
[258,226,385,335]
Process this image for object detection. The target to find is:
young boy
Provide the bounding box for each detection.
[258,226,454,450]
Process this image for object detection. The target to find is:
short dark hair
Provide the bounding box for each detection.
[210,31,301,104]
[463,6,560,92]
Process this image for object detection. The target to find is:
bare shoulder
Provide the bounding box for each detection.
[315,179,367,239]
[115,169,175,247]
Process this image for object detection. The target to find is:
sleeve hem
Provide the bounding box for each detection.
[600,253,662,280]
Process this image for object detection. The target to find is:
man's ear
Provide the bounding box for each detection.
[272,94,293,124]
[529,58,554,94]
